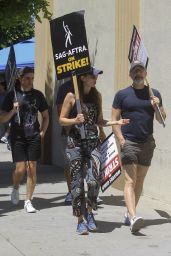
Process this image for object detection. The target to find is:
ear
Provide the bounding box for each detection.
[129,71,133,79]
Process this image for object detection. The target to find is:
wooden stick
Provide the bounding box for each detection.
[72,73,86,139]
[145,78,165,127]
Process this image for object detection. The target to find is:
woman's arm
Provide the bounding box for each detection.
[96,93,130,127]
[59,92,85,126]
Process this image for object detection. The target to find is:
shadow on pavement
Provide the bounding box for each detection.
[33,195,67,210]
[99,195,125,207]
[0,194,69,216]
[0,162,65,187]
[144,217,171,228]
[96,220,123,233]
[0,200,24,216]
[155,209,171,219]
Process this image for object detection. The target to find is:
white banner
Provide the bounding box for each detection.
[100,133,121,192]
[128,25,149,67]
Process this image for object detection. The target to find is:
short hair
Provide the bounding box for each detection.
[19,67,34,77]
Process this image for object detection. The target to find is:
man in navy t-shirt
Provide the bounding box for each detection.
[112,60,166,233]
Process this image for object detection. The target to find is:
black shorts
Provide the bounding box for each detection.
[121,135,156,166]
[11,134,41,163]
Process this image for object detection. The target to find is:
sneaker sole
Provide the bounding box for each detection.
[131,218,144,233]
[24,207,36,213]
[79,231,89,235]
[88,227,97,232]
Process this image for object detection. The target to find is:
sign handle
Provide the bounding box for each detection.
[145,78,165,127]
[72,73,86,139]
[14,87,21,126]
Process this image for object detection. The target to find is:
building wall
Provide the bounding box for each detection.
[140,0,171,203]
[114,0,140,190]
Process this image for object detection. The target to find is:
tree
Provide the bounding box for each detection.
[0,0,52,49]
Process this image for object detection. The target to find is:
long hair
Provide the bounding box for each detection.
[77,75,101,118]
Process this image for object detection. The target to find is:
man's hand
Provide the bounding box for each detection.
[150,96,160,107]
[40,130,45,138]
[118,137,126,148]
[12,102,19,114]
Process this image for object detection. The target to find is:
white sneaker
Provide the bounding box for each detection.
[97,196,103,205]
[11,188,19,205]
[130,216,144,233]
[1,136,8,144]
[24,200,36,213]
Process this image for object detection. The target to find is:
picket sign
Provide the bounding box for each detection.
[100,133,122,192]
[129,25,165,127]
[50,10,92,139]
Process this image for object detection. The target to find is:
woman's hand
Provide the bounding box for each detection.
[116,119,130,126]
[74,114,85,124]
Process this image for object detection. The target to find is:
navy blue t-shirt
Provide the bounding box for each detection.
[112,86,162,142]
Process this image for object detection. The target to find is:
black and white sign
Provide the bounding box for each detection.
[100,133,121,192]
[128,25,149,67]
[50,10,91,80]
[5,45,17,92]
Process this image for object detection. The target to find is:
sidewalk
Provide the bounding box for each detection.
[0,143,171,256]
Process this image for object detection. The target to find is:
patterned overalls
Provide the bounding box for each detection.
[66,103,101,217]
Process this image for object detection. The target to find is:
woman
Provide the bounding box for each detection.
[59,68,129,235]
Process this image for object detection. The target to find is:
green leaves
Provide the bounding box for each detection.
[0,0,52,49]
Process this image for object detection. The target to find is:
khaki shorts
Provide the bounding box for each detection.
[121,135,156,166]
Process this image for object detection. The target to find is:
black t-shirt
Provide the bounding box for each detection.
[112,86,162,142]
[2,88,48,138]
[56,80,73,105]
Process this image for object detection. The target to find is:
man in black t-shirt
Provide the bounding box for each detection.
[112,60,166,233]
[0,67,49,213]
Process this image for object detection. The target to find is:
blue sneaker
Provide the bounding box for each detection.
[64,192,72,205]
[123,212,131,226]
[87,212,97,231]
[77,220,89,235]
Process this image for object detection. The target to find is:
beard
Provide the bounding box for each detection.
[133,76,144,85]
